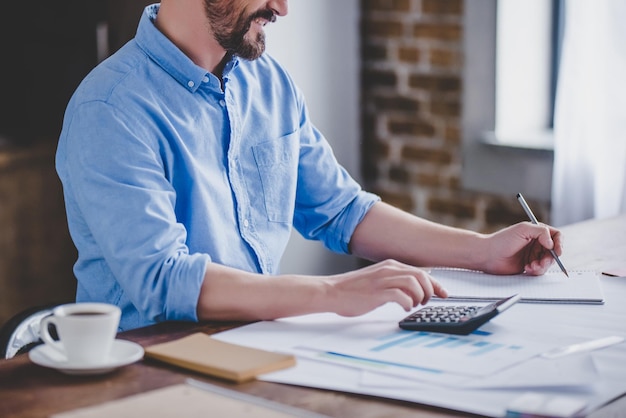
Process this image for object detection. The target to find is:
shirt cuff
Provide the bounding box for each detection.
[164,253,211,322]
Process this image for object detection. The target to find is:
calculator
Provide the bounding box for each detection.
[398,294,521,335]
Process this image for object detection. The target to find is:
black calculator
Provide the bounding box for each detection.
[398,294,521,335]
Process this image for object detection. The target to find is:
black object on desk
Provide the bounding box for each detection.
[398,294,521,335]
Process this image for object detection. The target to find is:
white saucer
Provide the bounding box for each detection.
[29,339,144,376]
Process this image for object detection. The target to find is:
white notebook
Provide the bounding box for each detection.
[431,268,605,304]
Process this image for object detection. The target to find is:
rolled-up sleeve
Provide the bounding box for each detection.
[292,100,380,254]
[58,99,209,326]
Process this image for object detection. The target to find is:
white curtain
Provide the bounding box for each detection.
[551,0,626,227]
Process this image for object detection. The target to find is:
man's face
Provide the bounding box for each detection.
[204,0,277,60]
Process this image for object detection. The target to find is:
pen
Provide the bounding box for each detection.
[541,335,625,359]
[516,193,569,278]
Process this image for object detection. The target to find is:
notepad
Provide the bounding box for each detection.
[431,268,604,304]
[144,332,296,383]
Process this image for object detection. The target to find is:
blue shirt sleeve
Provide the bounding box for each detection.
[291,95,380,254]
[58,99,209,328]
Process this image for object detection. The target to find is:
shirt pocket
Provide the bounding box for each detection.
[252,132,299,223]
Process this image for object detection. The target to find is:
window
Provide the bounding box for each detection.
[487,0,562,150]
[461,0,560,202]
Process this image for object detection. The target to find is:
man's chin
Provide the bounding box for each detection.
[235,36,265,60]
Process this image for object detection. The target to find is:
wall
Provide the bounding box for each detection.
[360,0,550,233]
[0,143,77,327]
[267,0,363,275]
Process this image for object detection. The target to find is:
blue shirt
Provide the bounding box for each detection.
[55,4,379,331]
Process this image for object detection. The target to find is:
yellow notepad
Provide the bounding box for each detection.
[144,332,296,383]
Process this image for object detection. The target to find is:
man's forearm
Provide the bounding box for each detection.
[196,263,331,321]
[349,202,489,271]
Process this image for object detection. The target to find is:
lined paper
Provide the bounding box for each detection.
[431,268,604,304]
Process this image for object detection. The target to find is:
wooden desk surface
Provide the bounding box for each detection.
[1,214,625,418]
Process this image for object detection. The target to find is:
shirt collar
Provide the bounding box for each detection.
[135,4,239,92]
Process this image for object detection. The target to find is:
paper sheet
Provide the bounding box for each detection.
[296,320,552,377]
[212,281,626,418]
[51,382,327,418]
[430,268,604,304]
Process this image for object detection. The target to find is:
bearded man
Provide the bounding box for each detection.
[56,1,563,331]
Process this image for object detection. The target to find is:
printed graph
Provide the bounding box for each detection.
[301,324,549,377]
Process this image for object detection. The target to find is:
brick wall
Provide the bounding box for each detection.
[360,0,549,233]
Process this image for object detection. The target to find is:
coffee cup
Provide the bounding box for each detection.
[39,303,121,365]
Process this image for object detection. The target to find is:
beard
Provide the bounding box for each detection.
[204,1,276,61]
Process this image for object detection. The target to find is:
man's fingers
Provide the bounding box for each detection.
[382,288,414,312]
[382,271,447,307]
[551,229,564,256]
[430,277,449,299]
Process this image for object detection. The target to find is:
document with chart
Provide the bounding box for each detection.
[211,264,626,418]
[295,320,551,378]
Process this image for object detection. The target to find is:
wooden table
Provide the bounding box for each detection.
[1,214,625,418]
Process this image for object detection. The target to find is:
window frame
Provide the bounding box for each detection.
[461,1,554,202]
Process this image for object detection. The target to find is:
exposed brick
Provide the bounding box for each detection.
[389,165,410,183]
[402,145,452,164]
[361,135,389,182]
[431,98,461,117]
[447,174,462,190]
[362,114,377,134]
[445,125,461,144]
[416,173,461,190]
[413,23,462,41]
[362,19,404,38]
[388,119,435,136]
[362,43,388,61]
[362,0,412,12]
[361,132,391,172]
[430,48,461,68]
[374,96,420,112]
[409,74,461,92]
[428,197,476,219]
[415,172,442,187]
[398,46,420,63]
[362,137,391,158]
[422,0,463,15]
[373,188,414,212]
[362,69,398,88]
[361,0,526,233]
[485,200,528,226]
[361,158,380,182]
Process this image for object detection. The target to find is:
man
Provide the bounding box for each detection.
[56,0,563,331]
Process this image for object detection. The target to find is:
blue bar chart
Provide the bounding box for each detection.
[301,324,548,377]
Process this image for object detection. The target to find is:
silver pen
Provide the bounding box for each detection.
[541,336,624,359]
[516,193,569,278]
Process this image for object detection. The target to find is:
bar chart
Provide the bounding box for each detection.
[301,323,550,377]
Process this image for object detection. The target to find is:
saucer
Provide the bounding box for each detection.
[29,339,144,376]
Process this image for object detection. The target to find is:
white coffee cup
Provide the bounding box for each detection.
[40,303,121,365]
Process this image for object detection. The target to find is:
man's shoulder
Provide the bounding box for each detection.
[72,42,150,105]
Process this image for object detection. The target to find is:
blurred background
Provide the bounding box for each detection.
[1,0,624,327]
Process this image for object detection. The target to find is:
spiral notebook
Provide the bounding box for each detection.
[430,268,604,304]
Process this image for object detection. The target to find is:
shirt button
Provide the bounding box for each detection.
[243,219,249,228]
[187,80,195,88]
[219,99,226,107]
[202,76,209,83]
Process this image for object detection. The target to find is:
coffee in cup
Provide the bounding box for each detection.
[40,303,121,365]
